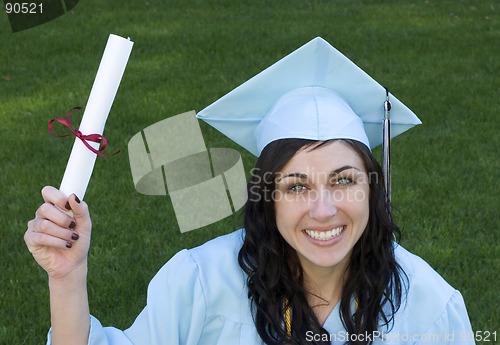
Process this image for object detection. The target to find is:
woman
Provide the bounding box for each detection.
[24,38,474,344]
[240,137,404,344]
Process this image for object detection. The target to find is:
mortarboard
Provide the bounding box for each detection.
[196,37,422,203]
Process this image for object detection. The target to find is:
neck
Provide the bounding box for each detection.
[300,260,349,326]
[300,255,351,308]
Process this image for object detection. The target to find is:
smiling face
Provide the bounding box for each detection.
[274,140,370,276]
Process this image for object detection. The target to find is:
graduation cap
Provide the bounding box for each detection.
[196,37,421,204]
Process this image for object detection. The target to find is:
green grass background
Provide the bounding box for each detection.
[0,0,498,344]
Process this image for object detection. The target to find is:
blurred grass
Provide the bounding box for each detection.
[0,0,498,343]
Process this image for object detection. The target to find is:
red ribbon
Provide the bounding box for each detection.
[48,107,120,157]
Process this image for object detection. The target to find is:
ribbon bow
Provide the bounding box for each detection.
[48,107,120,157]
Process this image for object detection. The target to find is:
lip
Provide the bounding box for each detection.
[302,225,346,245]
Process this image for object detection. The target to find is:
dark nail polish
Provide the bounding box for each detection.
[69,221,76,229]
[66,242,72,248]
[71,232,79,241]
[74,195,81,204]
[65,202,72,211]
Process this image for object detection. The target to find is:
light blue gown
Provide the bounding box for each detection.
[47,230,475,344]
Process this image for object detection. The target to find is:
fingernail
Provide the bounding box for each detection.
[69,221,76,229]
[71,232,79,241]
[66,242,72,248]
[74,195,81,204]
[65,202,72,211]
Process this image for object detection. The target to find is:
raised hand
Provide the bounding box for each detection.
[24,186,92,280]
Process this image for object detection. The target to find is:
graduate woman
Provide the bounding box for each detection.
[25,37,474,345]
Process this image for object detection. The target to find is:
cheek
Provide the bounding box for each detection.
[345,185,370,225]
[274,197,304,233]
[274,199,291,230]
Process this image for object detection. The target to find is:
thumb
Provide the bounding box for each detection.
[67,194,92,231]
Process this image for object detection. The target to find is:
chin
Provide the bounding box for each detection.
[301,250,351,270]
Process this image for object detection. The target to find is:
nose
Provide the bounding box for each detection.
[308,188,337,221]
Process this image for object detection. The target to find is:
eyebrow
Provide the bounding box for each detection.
[330,165,361,175]
[277,165,360,181]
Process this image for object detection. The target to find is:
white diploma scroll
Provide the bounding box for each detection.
[59,34,133,199]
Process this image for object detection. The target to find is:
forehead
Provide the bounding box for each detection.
[280,141,366,174]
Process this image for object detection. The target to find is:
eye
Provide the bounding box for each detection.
[333,177,354,186]
[288,184,308,193]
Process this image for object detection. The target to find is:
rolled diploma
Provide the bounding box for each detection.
[59,34,133,199]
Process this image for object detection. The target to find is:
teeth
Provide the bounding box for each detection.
[305,226,344,241]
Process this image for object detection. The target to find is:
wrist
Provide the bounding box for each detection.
[48,263,88,288]
[48,262,90,345]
